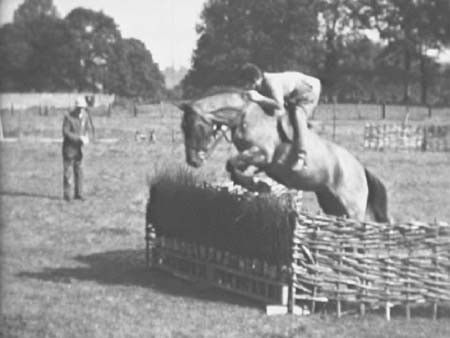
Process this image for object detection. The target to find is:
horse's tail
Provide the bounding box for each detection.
[364,168,389,223]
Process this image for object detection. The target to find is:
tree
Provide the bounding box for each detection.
[13,0,59,23]
[363,0,450,104]
[182,0,318,96]
[65,8,122,91]
[312,0,370,99]
[25,17,76,91]
[0,23,33,90]
[108,38,166,99]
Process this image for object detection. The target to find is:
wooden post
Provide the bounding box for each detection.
[355,101,362,120]
[381,102,386,120]
[432,221,439,320]
[18,107,22,140]
[287,216,298,314]
[0,109,4,140]
[149,129,156,143]
[311,216,318,314]
[428,105,432,119]
[332,96,337,141]
[405,223,412,320]
[336,241,342,318]
[359,222,367,317]
[133,102,138,117]
[385,228,392,321]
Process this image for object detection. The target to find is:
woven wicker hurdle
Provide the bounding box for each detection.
[145,174,450,319]
[146,179,304,314]
[363,123,450,152]
[292,214,450,320]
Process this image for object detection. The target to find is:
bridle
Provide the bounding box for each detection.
[185,116,232,160]
[184,94,253,160]
[185,106,246,160]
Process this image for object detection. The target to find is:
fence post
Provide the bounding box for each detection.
[405,223,412,320]
[359,222,367,317]
[287,216,298,314]
[332,96,337,141]
[0,109,4,140]
[428,105,432,119]
[133,102,138,117]
[385,227,392,321]
[432,221,439,320]
[336,241,342,318]
[355,101,362,120]
[18,107,22,140]
[381,101,386,120]
[310,216,318,314]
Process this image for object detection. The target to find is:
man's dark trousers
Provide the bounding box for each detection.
[63,153,83,200]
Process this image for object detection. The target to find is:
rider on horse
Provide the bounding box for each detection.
[240,63,321,171]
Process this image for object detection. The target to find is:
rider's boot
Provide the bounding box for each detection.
[290,105,308,171]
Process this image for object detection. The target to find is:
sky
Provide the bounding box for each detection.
[0,0,207,69]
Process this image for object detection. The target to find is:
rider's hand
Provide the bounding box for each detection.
[246,90,261,101]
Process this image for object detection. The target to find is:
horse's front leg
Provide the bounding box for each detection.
[225,146,271,193]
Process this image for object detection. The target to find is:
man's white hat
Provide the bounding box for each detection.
[75,96,87,108]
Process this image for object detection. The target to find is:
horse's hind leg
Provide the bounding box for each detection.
[226,146,270,192]
[315,189,349,218]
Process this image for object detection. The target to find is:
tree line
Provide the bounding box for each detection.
[0,0,166,100]
[1,0,449,105]
[182,0,450,105]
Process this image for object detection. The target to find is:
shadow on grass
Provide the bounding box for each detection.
[18,250,450,319]
[0,190,61,201]
[17,249,259,309]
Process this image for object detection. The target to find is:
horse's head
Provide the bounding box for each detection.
[179,103,217,168]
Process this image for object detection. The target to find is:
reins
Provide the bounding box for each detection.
[204,125,231,159]
[201,104,250,159]
[185,93,253,160]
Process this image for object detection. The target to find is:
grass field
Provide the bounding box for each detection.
[1,103,449,338]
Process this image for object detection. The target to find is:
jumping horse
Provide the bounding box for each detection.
[178,88,389,222]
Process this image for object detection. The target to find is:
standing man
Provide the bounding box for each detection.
[62,96,95,201]
[240,63,321,170]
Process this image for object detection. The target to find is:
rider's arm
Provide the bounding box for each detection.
[248,85,284,114]
[266,85,285,116]
[251,93,282,111]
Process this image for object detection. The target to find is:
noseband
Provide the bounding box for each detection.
[185,114,231,160]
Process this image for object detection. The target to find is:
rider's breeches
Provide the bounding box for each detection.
[288,84,320,154]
